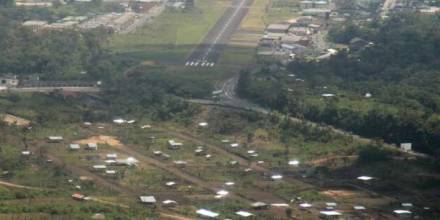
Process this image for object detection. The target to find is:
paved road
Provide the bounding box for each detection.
[185,0,254,68]
[188,75,429,159]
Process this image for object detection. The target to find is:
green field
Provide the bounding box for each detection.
[108,0,229,64]
[241,0,300,32]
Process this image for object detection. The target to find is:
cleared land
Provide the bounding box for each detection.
[108,0,230,64]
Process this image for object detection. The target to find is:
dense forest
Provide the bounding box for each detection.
[238,13,440,156]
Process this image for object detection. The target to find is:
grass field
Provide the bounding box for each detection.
[241,0,300,32]
[108,0,229,64]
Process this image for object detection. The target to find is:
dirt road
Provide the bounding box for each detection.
[0,180,44,191]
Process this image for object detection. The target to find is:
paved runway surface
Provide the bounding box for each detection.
[185,0,254,68]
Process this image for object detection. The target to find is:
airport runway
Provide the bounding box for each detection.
[185,0,254,68]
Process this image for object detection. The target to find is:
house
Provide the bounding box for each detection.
[353,205,366,210]
[106,153,118,159]
[393,210,412,217]
[72,193,86,201]
[288,160,300,166]
[139,196,156,204]
[299,203,313,208]
[296,16,316,26]
[230,143,239,148]
[322,93,335,97]
[162,199,178,206]
[236,211,254,218]
[357,176,374,181]
[300,0,314,9]
[105,170,117,175]
[349,37,369,51]
[215,190,229,198]
[165,181,176,187]
[251,201,268,209]
[115,157,138,166]
[281,35,310,46]
[400,143,412,152]
[419,6,440,14]
[271,174,283,180]
[280,43,308,55]
[260,33,282,47]
[87,143,98,150]
[21,151,31,156]
[314,0,328,8]
[47,136,63,143]
[195,146,205,156]
[196,209,219,218]
[266,23,291,33]
[198,122,208,128]
[69,144,80,150]
[302,8,331,17]
[320,210,342,216]
[15,2,53,7]
[288,27,312,36]
[22,20,48,28]
[168,140,183,149]
[92,165,107,170]
[0,75,19,88]
[173,160,187,167]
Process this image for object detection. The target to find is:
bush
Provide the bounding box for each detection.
[358,146,391,164]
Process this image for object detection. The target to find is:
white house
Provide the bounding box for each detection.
[196,209,219,218]
[168,140,183,149]
[69,144,80,150]
[48,136,63,143]
[400,143,412,152]
[139,196,156,204]
[87,143,98,150]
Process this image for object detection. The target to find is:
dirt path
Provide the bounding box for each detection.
[0,180,43,191]
[160,213,194,220]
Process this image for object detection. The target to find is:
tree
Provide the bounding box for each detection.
[0,0,15,7]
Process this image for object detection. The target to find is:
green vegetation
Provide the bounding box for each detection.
[0,16,119,80]
[238,13,440,157]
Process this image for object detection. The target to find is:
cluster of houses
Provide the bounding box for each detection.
[385,0,440,15]
[166,0,194,9]
[20,0,164,33]
[258,16,321,60]
[258,0,332,61]
[23,12,151,33]
[37,118,430,219]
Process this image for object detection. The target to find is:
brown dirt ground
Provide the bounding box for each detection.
[74,135,122,147]
[320,190,356,198]
[3,114,30,126]
[309,155,357,166]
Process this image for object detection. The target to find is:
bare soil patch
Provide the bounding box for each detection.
[74,135,122,147]
[3,114,30,126]
[320,190,356,198]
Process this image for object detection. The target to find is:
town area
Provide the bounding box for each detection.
[0,0,440,219]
